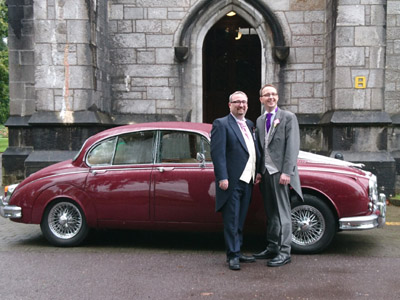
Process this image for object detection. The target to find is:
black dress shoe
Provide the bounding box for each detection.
[239,255,256,263]
[266,254,291,267]
[253,249,278,259]
[228,257,240,270]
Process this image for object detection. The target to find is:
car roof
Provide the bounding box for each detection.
[85,122,212,145]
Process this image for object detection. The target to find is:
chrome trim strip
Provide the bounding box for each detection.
[35,170,88,180]
[90,167,154,172]
[299,166,369,178]
[159,166,213,170]
[89,165,214,173]
[153,163,213,169]
[21,170,89,187]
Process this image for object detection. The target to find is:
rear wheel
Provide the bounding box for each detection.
[291,194,336,254]
[40,199,89,247]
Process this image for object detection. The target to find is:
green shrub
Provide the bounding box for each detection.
[0,124,7,137]
[0,137,7,152]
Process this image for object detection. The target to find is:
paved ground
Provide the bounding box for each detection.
[0,206,399,300]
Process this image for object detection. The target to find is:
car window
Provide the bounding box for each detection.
[87,137,117,166]
[159,131,212,163]
[113,131,155,165]
[202,137,212,162]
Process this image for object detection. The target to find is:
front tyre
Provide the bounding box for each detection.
[40,200,89,247]
[291,194,336,254]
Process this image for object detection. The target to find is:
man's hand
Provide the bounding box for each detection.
[219,179,229,190]
[279,173,290,185]
[255,173,262,184]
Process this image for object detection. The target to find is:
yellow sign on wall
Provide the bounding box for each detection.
[355,76,366,89]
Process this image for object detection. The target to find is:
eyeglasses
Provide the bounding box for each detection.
[262,93,277,97]
[230,100,248,105]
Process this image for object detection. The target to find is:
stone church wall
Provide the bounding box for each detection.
[4,0,400,195]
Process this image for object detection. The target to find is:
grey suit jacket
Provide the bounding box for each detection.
[256,108,303,200]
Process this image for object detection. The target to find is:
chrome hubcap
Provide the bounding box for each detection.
[292,205,325,246]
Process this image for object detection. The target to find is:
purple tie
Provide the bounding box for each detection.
[266,113,272,133]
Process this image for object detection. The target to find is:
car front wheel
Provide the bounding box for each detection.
[291,194,336,254]
[40,200,89,247]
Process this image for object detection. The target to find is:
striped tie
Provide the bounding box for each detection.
[238,121,250,139]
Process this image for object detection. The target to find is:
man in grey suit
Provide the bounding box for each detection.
[253,84,303,267]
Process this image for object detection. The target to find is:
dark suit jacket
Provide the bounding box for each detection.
[210,114,259,212]
[255,108,303,200]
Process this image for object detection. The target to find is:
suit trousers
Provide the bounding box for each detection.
[220,180,253,259]
[260,171,292,255]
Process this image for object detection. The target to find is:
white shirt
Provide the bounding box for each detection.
[231,114,257,183]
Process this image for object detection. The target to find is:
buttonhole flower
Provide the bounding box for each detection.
[273,119,280,128]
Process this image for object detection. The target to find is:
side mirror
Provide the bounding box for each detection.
[196,152,206,168]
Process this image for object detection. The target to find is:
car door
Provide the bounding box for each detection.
[85,130,155,222]
[153,130,219,223]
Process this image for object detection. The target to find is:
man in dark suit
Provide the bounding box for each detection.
[210,91,259,271]
[253,84,303,267]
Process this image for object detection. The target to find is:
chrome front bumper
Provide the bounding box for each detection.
[0,196,22,219]
[339,193,386,230]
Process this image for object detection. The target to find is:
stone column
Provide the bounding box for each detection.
[3,0,35,184]
[3,0,112,185]
[386,0,400,194]
[327,1,396,196]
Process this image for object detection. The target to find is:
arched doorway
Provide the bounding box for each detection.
[203,14,261,124]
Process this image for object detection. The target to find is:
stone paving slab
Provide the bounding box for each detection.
[0,218,42,248]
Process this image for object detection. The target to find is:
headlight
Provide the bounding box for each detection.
[368,174,378,203]
[3,184,19,205]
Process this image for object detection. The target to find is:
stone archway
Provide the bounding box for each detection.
[202,14,261,123]
[174,0,289,123]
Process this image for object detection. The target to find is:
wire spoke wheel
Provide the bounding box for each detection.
[292,205,325,246]
[47,202,83,239]
[41,200,89,246]
[291,194,336,254]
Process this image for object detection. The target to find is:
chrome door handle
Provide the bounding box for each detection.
[157,167,174,173]
[92,170,107,175]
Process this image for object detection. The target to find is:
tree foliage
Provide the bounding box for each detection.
[0,0,9,124]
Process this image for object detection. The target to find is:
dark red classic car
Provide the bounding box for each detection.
[0,122,386,253]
